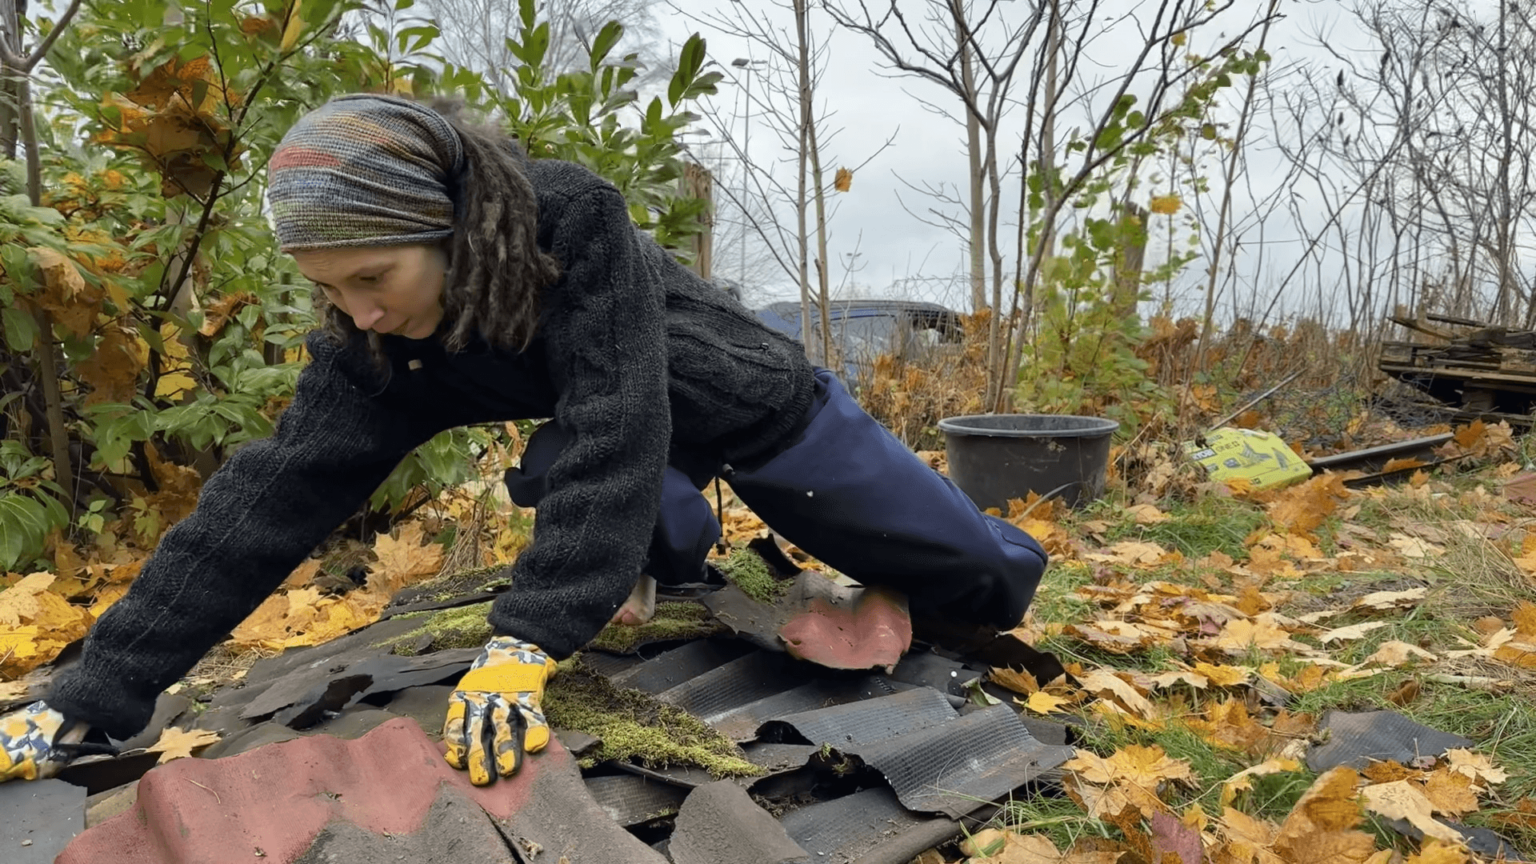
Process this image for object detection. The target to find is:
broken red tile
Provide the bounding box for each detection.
[779,586,912,671]
[58,718,664,864]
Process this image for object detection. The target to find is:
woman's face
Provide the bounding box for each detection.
[291,243,448,340]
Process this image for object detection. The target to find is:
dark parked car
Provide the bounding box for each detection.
[754,299,963,384]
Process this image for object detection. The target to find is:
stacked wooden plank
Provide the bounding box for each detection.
[1379,313,1536,424]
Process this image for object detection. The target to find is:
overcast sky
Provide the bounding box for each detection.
[645,0,1369,314]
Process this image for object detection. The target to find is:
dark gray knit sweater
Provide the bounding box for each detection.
[46,157,815,739]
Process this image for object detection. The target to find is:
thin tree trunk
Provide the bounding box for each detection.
[952,0,986,313]
[3,1,74,512]
[1195,0,1274,371]
[794,0,815,364]
[808,103,833,370]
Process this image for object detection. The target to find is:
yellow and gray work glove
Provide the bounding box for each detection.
[443,635,558,786]
[1,701,87,782]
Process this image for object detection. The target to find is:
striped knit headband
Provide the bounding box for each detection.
[266,94,465,251]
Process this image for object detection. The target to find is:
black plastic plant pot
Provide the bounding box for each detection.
[937,414,1120,511]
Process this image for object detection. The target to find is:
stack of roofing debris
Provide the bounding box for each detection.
[1380,312,1536,426]
[3,545,1078,864]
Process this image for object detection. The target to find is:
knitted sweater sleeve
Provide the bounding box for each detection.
[485,186,670,659]
[45,336,438,739]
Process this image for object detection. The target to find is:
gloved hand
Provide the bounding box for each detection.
[443,636,558,785]
[1,701,86,782]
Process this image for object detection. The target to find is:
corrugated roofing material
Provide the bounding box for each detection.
[758,686,957,748]
[835,703,1075,819]
[586,775,689,827]
[667,780,811,864]
[779,786,962,864]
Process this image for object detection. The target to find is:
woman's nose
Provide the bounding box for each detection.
[344,293,386,330]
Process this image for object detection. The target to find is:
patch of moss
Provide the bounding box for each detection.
[399,565,510,605]
[716,547,790,603]
[376,601,495,655]
[543,657,761,777]
[588,601,727,653]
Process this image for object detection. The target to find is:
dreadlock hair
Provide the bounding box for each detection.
[310,96,562,365]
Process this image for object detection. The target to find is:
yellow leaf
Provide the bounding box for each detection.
[281,0,305,52]
[148,726,221,763]
[282,558,323,590]
[0,573,59,626]
[75,322,146,406]
[833,166,853,192]
[366,520,445,599]
[1149,194,1182,215]
[1420,768,1479,817]
[28,247,102,338]
[1023,691,1073,715]
[1063,743,1193,788]
[1125,503,1170,523]
[1208,615,1306,654]
[1442,748,1508,786]
[1405,840,1470,864]
[959,828,1064,861]
[1076,668,1155,718]
[990,665,1039,695]
[1193,661,1253,686]
[1359,640,1435,668]
[1360,780,1464,843]
[1351,588,1428,611]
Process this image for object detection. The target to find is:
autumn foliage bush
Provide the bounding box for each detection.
[0,0,721,576]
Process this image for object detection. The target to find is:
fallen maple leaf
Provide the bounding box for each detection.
[366,520,446,598]
[1064,744,1193,791]
[148,726,221,763]
[1207,615,1308,654]
[1272,767,1382,864]
[1387,534,1445,559]
[1420,768,1480,817]
[1022,691,1073,715]
[1350,588,1428,612]
[1360,640,1436,668]
[1084,540,1172,567]
[1442,748,1508,786]
[1126,503,1171,524]
[1076,668,1156,718]
[1360,780,1465,843]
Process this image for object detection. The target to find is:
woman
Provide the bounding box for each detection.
[0,94,1046,787]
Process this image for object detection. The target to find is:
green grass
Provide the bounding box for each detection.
[1100,496,1268,561]
[1032,561,1096,626]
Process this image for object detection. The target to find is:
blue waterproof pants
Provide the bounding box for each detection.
[505,369,1047,630]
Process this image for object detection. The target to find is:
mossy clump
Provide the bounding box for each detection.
[588,601,727,653]
[391,565,510,607]
[716,547,790,604]
[377,601,496,655]
[543,657,761,777]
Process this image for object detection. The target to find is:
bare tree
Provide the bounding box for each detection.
[1265,0,1536,334]
[824,0,1043,321]
[670,0,895,365]
[425,0,672,92]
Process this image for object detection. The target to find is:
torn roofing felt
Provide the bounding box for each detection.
[53,573,1073,864]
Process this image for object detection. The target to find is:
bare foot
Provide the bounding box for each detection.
[609,574,656,627]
